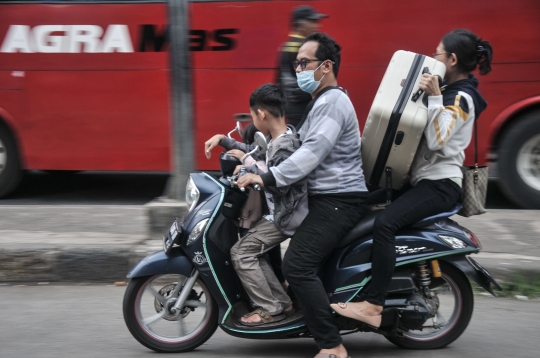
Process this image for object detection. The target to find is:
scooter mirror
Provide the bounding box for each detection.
[254,131,267,153]
[235,121,244,139]
[234,113,251,123]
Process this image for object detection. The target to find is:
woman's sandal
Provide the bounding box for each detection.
[239,308,286,326]
[330,302,382,329]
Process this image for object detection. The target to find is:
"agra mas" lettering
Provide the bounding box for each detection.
[1,25,133,53]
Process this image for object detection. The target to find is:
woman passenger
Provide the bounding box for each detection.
[331,29,493,328]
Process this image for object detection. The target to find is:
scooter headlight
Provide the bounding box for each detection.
[439,235,466,249]
[187,218,209,246]
[186,176,200,213]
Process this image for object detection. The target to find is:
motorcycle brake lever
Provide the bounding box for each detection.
[226,175,246,191]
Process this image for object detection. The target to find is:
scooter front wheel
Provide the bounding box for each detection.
[123,274,218,353]
[385,262,474,349]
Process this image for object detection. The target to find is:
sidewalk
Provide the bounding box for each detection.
[0,205,147,282]
[1,204,539,284]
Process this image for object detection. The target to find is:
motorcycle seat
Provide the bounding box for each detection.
[336,203,463,249]
[411,203,462,228]
[336,207,383,248]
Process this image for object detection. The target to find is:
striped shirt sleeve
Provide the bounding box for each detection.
[267,101,345,187]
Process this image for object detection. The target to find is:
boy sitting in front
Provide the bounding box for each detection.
[204,83,308,326]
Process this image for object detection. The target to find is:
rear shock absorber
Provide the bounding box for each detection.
[416,260,431,287]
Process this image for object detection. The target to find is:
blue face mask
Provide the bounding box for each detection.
[296,61,327,94]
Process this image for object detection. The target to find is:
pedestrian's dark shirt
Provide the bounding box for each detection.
[275,34,312,127]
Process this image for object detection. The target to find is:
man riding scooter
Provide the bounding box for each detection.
[238,32,367,358]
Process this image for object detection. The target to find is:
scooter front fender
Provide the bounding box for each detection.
[441,255,502,296]
[127,247,194,278]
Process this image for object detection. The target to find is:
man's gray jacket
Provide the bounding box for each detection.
[260,88,368,195]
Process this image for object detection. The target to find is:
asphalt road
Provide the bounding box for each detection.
[0,284,538,358]
[0,170,523,209]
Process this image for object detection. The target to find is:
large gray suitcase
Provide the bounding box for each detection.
[362,50,446,190]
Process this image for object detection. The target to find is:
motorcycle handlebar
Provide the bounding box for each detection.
[226,174,261,192]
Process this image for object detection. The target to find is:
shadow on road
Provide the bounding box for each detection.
[485,179,521,209]
[1,171,170,205]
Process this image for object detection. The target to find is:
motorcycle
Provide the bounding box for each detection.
[123,123,501,353]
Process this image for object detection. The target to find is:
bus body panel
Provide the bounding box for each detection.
[0,3,171,171]
[0,0,539,201]
[22,69,170,170]
[488,95,540,149]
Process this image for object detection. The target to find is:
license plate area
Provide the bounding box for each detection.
[163,219,182,255]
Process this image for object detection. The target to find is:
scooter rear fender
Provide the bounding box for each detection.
[127,247,194,278]
[440,255,502,296]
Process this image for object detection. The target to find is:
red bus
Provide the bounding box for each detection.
[1,0,539,208]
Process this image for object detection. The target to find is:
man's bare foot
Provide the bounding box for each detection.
[283,305,294,314]
[240,312,263,324]
[318,343,348,358]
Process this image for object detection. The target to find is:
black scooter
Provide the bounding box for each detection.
[123,125,500,353]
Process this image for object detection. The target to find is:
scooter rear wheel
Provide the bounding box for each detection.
[385,261,474,349]
[123,274,218,353]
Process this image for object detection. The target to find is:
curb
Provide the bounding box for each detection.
[474,253,540,285]
[0,200,189,283]
[0,247,132,282]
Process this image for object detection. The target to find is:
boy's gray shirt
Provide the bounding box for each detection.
[219,125,308,236]
[262,89,368,194]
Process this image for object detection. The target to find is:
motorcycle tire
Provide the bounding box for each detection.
[497,109,540,209]
[123,274,219,353]
[0,122,22,198]
[385,261,474,349]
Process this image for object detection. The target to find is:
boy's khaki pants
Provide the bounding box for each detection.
[230,218,292,315]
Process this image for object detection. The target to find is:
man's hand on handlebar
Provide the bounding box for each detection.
[237,173,264,189]
[204,134,225,159]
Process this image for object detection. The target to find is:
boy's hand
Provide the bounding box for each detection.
[233,165,242,175]
[227,149,245,161]
[237,173,264,189]
[204,134,225,159]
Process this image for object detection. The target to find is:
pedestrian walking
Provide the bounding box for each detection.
[276,5,327,128]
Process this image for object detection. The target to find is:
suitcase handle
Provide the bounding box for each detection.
[411,67,442,102]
